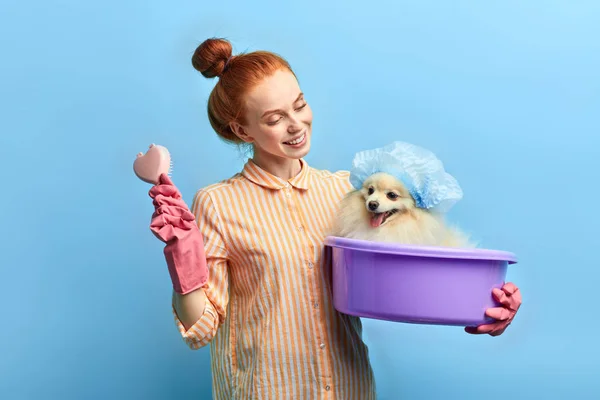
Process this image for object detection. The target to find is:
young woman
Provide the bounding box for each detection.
[148,38,522,400]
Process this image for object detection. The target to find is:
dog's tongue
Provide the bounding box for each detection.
[370,213,385,228]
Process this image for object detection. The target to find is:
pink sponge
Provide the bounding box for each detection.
[133,144,172,185]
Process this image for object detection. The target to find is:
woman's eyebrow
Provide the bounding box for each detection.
[261,93,304,118]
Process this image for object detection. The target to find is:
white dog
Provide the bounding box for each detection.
[330,172,474,248]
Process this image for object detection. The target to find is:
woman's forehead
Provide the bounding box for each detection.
[246,70,301,110]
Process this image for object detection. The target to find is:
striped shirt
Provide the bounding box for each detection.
[172,158,376,399]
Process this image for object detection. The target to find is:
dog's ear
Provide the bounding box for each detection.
[398,185,411,198]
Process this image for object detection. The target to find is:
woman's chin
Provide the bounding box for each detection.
[282,136,311,158]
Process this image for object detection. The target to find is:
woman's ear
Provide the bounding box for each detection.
[230,122,254,143]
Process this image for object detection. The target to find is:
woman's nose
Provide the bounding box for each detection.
[287,115,302,132]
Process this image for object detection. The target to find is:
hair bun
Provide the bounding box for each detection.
[192,38,233,78]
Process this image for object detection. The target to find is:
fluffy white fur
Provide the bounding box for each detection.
[330,172,474,248]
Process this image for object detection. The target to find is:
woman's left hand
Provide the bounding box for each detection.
[465,282,522,337]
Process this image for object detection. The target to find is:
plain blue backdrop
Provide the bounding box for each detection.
[2,0,599,399]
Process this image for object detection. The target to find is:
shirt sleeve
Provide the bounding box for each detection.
[171,188,230,350]
[334,170,354,195]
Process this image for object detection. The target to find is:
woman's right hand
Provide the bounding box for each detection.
[148,173,209,295]
[149,174,196,242]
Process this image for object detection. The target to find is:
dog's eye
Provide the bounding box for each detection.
[387,192,398,200]
[367,187,374,195]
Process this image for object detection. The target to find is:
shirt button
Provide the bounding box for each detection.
[319,343,325,349]
[314,302,319,309]
[297,226,304,232]
[307,261,314,269]
[325,385,331,391]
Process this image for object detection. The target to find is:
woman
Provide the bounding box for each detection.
[149,38,522,400]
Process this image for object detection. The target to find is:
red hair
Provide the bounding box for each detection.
[192,38,296,144]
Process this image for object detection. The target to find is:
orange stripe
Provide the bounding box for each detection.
[261,188,295,397]
[241,184,278,399]
[291,185,327,396]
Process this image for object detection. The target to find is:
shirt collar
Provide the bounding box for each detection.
[242,158,311,190]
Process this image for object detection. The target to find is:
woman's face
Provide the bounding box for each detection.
[232,69,313,163]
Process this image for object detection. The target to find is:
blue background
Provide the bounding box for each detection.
[2,0,599,399]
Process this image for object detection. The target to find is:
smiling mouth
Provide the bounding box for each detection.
[283,132,306,146]
[370,209,399,228]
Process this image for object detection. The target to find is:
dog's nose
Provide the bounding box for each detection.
[368,201,379,211]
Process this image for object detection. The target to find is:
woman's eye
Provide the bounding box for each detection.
[368,187,374,195]
[267,117,282,126]
[387,192,398,200]
[296,103,307,111]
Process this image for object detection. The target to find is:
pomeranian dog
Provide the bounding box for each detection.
[330,172,474,248]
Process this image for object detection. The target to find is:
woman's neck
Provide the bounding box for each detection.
[251,151,302,181]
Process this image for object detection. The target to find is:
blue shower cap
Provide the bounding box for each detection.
[349,141,463,213]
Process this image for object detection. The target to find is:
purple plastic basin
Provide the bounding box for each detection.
[324,236,518,327]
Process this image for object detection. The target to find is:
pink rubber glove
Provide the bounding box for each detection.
[465,282,522,336]
[148,173,208,295]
